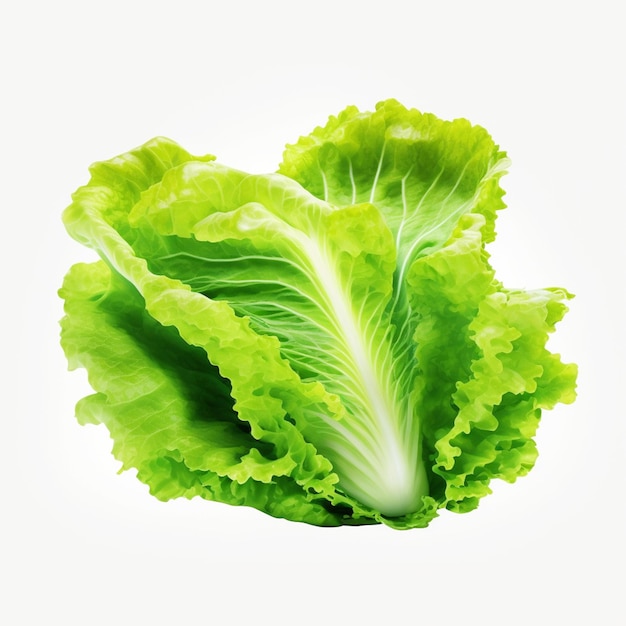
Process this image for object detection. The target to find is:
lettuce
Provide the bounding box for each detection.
[60,100,577,528]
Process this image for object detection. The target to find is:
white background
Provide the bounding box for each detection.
[2,1,624,624]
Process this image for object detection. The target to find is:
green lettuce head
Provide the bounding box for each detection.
[60,100,577,529]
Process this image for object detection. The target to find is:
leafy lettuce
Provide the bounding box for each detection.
[60,100,577,528]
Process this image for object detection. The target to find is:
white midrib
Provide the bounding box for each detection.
[304,236,423,515]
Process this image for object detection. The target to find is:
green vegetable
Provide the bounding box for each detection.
[60,100,577,528]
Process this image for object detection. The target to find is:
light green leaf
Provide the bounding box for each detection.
[128,161,430,517]
[60,261,346,525]
[279,99,577,512]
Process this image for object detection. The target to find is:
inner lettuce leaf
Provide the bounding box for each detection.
[60,100,576,528]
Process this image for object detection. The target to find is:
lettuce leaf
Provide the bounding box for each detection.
[60,101,576,528]
[279,99,577,513]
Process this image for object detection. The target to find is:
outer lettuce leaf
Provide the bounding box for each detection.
[407,214,577,510]
[60,261,343,525]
